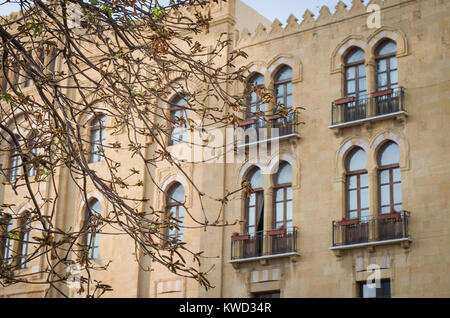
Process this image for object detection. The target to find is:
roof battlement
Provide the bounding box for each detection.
[235,0,410,48]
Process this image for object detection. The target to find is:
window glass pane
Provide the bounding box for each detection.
[286,82,292,95]
[276,203,284,223]
[348,149,367,172]
[249,73,264,86]
[168,183,185,203]
[275,85,283,97]
[390,70,398,85]
[378,73,388,88]
[360,173,368,188]
[286,95,292,108]
[361,188,369,209]
[348,175,357,189]
[286,187,292,201]
[286,201,292,222]
[377,41,396,56]
[393,183,402,205]
[276,163,292,185]
[276,189,283,202]
[380,142,400,166]
[346,67,355,80]
[390,57,398,70]
[178,206,185,218]
[362,284,377,298]
[349,211,358,219]
[358,64,366,77]
[349,190,357,210]
[359,78,366,92]
[249,193,255,206]
[275,67,292,82]
[394,203,402,212]
[346,80,356,94]
[380,281,391,297]
[248,207,255,226]
[377,59,387,72]
[249,169,263,188]
[381,206,391,214]
[90,200,101,215]
[380,170,390,184]
[360,209,370,221]
[346,49,364,63]
[380,185,390,206]
[393,168,401,182]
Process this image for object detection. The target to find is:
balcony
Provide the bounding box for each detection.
[235,113,300,147]
[330,211,411,253]
[229,227,299,266]
[330,87,406,129]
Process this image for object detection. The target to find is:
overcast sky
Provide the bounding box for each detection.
[1,0,372,19]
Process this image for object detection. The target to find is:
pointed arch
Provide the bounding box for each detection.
[331,35,367,74]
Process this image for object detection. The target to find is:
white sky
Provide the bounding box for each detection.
[0,0,372,20]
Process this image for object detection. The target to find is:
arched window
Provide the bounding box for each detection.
[16,212,31,269]
[246,73,265,119]
[8,136,22,181]
[273,67,293,136]
[376,40,398,91]
[378,142,401,214]
[273,162,292,230]
[169,95,189,146]
[165,182,185,241]
[0,215,14,266]
[245,167,264,235]
[345,48,366,100]
[346,148,369,221]
[88,114,107,163]
[83,199,101,259]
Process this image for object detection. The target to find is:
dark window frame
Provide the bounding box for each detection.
[345,148,369,220]
[88,114,107,163]
[375,40,398,91]
[359,279,391,298]
[344,48,366,101]
[168,95,189,146]
[165,183,185,241]
[377,142,402,214]
[272,162,292,229]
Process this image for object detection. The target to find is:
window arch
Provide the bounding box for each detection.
[16,212,31,269]
[165,182,185,241]
[8,135,22,181]
[168,95,189,146]
[375,40,398,91]
[378,141,401,214]
[0,215,14,266]
[246,73,265,119]
[83,199,101,259]
[344,48,366,100]
[273,162,292,230]
[346,148,369,221]
[88,114,107,163]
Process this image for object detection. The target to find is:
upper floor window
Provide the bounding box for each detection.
[0,215,14,266]
[376,40,398,91]
[246,73,265,119]
[8,136,22,181]
[378,142,401,214]
[274,67,293,111]
[345,48,366,100]
[88,114,107,163]
[273,162,293,230]
[165,183,185,241]
[169,95,189,146]
[83,199,101,259]
[346,148,369,221]
[26,133,39,177]
[245,168,264,236]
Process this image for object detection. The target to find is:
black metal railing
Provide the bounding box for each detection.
[235,113,299,146]
[332,211,410,247]
[231,227,298,260]
[331,87,405,126]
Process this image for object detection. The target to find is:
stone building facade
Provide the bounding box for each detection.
[1,0,449,298]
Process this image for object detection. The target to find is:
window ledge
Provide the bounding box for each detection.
[236,133,301,148]
[329,111,408,130]
[228,251,300,267]
[329,237,411,252]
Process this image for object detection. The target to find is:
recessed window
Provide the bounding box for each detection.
[8,136,22,181]
[252,291,281,298]
[246,73,265,119]
[359,279,391,298]
[83,199,101,259]
[169,95,189,146]
[345,48,366,100]
[378,142,402,214]
[346,148,369,221]
[17,212,31,269]
[273,162,293,230]
[376,40,398,91]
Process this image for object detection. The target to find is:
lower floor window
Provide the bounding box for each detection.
[252,291,280,298]
[359,279,391,298]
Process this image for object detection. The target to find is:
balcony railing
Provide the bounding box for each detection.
[235,113,299,146]
[332,211,410,247]
[331,87,405,126]
[231,227,298,261]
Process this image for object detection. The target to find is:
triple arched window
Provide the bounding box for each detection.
[345,141,402,219]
